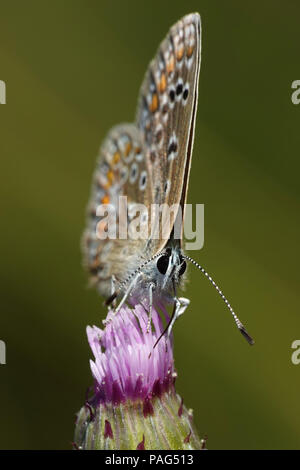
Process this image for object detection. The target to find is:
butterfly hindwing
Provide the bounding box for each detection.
[83,124,152,297]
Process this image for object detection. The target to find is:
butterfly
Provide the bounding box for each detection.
[82,13,254,344]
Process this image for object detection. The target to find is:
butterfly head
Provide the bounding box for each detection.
[156,246,187,291]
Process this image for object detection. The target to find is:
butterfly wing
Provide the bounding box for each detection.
[83,14,201,298]
[82,124,153,297]
[136,13,201,252]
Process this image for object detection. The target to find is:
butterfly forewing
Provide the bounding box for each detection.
[136,13,201,252]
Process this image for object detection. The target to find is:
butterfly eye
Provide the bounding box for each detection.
[156,255,169,275]
[179,260,187,276]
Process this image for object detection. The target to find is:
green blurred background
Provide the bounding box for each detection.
[0,0,299,449]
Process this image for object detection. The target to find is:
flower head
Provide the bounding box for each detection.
[87,304,175,406]
[75,303,203,450]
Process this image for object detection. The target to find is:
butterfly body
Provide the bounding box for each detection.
[125,243,187,305]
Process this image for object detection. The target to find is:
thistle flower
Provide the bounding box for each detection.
[74,304,203,450]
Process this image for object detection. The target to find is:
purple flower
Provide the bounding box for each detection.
[75,303,203,449]
[87,304,175,406]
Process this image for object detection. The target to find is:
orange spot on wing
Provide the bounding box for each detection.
[186,45,194,58]
[176,46,184,61]
[107,170,114,184]
[159,73,167,93]
[112,152,120,164]
[149,93,158,113]
[124,142,132,157]
[167,55,175,74]
[101,194,110,204]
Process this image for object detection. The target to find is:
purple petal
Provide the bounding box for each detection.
[86,305,175,405]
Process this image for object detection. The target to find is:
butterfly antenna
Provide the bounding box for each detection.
[182,255,254,345]
[105,251,164,306]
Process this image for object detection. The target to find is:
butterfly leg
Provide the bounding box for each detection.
[110,275,117,309]
[114,273,142,315]
[153,296,190,348]
[146,282,156,333]
[167,296,190,337]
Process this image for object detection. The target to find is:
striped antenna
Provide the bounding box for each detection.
[182,254,254,345]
